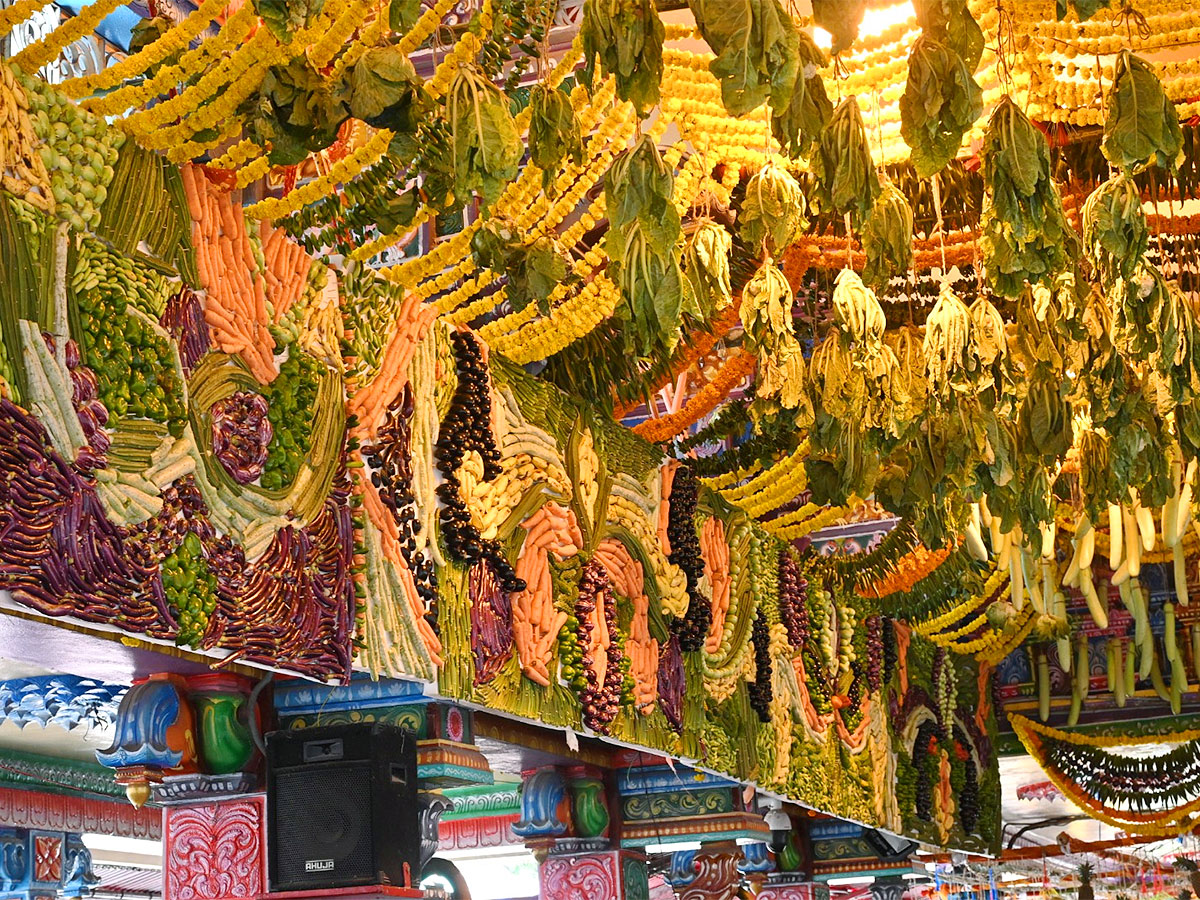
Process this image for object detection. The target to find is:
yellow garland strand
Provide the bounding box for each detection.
[768,505,849,540]
[308,0,370,68]
[12,0,126,73]
[61,0,226,96]
[349,207,437,263]
[244,127,393,218]
[915,565,1006,635]
[209,138,264,171]
[235,155,272,189]
[88,3,256,117]
[0,0,53,40]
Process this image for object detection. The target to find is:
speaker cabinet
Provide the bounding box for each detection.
[267,722,420,891]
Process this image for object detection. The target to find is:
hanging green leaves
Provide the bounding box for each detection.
[1102,50,1184,174]
[738,161,806,255]
[682,219,733,321]
[580,0,664,117]
[1056,0,1114,21]
[861,181,913,293]
[899,36,982,179]
[811,96,880,229]
[1081,174,1148,288]
[978,96,1075,297]
[528,83,585,195]
[445,64,523,207]
[605,134,684,355]
[913,0,983,72]
[810,0,865,55]
[471,218,573,315]
[770,31,832,159]
[242,60,349,165]
[252,0,324,42]
[741,262,808,414]
[687,0,799,117]
[347,46,430,131]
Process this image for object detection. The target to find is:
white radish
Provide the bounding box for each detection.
[1010,550,1025,612]
[1080,518,1095,569]
[1135,499,1156,553]
[1175,541,1190,607]
[1108,504,1123,568]
[1080,570,1108,629]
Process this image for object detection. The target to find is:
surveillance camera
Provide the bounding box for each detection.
[763,800,790,853]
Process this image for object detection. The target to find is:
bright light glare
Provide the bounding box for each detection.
[811,2,915,50]
[828,876,877,886]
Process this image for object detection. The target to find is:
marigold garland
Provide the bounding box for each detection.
[245,128,393,219]
[61,0,226,96]
[633,350,756,443]
[12,0,125,73]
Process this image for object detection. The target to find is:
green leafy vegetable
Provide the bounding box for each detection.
[580,0,664,117]
[899,35,981,178]
[739,161,806,255]
[913,0,983,71]
[978,96,1075,297]
[252,0,324,43]
[810,0,864,55]
[1056,0,1113,21]
[528,83,585,196]
[1102,50,1184,174]
[682,218,733,321]
[243,60,349,165]
[604,135,683,355]
[770,30,832,159]
[471,217,572,314]
[741,262,808,415]
[445,64,523,207]
[687,0,798,117]
[811,96,880,229]
[861,181,913,292]
[1081,174,1147,288]
[348,46,430,131]
[389,0,421,30]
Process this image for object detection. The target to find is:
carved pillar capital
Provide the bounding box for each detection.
[0,827,97,900]
[539,849,649,900]
[674,844,743,900]
[162,794,267,900]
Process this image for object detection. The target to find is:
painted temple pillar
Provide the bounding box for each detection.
[514,765,650,900]
[96,672,270,900]
[0,830,97,900]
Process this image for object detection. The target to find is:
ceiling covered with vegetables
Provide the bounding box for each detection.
[5,0,1200,859]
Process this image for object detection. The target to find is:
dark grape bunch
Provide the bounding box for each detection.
[577,560,622,734]
[748,608,773,722]
[954,725,979,834]
[778,549,809,649]
[913,719,939,822]
[881,615,898,684]
[362,383,439,631]
[434,331,524,593]
[667,466,710,651]
[865,615,884,693]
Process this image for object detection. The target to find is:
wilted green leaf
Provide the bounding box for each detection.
[770,30,832,159]
[688,0,799,117]
[580,0,664,117]
[811,96,880,229]
[899,35,982,178]
[861,181,913,292]
[1102,50,1184,174]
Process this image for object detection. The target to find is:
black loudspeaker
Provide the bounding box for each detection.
[267,722,420,891]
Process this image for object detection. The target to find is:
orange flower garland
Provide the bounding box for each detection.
[856,545,951,598]
[632,349,755,442]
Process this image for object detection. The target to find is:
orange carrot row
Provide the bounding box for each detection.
[347,293,438,439]
[259,221,312,322]
[512,502,582,686]
[593,538,657,711]
[701,516,731,654]
[657,460,679,555]
[182,163,276,384]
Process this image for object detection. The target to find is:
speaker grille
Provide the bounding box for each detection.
[273,762,375,887]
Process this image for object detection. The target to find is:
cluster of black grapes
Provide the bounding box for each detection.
[954,725,979,834]
[778,549,809,649]
[748,609,773,722]
[667,466,710,651]
[913,720,940,822]
[578,561,622,733]
[434,332,525,593]
[866,615,884,693]
[363,384,439,627]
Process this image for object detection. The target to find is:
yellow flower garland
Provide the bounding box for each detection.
[12,0,126,73]
[0,0,54,40]
[62,0,226,96]
[244,127,393,219]
[83,2,256,115]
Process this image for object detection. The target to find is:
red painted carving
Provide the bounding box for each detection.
[33,835,61,883]
[676,851,741,900]
[0,787,160,839]
[437,814,519,851]
[163,796,266,900]
[541,854,620,900]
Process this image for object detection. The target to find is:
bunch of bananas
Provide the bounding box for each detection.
[0,64,52,212]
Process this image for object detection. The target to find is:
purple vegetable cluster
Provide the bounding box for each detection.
[210,390,271,485]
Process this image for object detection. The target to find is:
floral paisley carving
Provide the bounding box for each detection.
[541,855,620,900]
[163,798,265,900]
